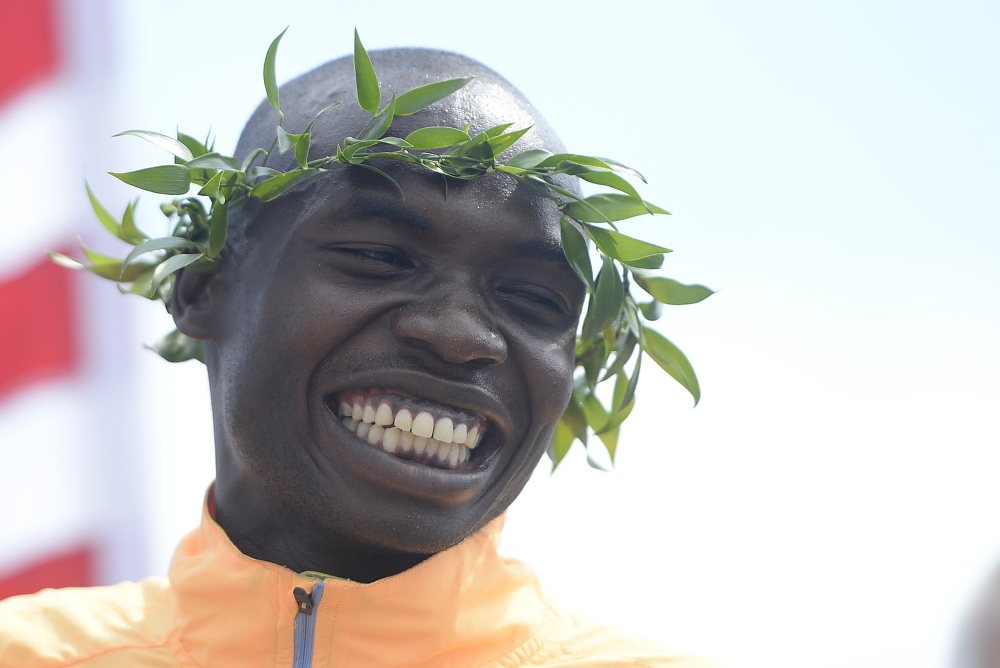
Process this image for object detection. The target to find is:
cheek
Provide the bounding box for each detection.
[522,334,577,426]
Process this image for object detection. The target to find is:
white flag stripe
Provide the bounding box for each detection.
[0,81,77,280]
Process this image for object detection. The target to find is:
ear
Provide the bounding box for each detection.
[171,266,223,340]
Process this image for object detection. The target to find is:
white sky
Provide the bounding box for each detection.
[61,2,1000,667]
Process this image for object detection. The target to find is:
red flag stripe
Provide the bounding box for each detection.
[0,546,96,600]
[0,0,59,106]
[0,253,78,401]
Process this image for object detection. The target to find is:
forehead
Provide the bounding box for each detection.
[288,165,566,255]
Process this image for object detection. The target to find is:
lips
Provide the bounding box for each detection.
[328,388,488,471]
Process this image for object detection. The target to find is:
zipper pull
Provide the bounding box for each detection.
[293,586,314,615]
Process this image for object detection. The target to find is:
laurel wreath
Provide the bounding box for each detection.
[51,29,712,470]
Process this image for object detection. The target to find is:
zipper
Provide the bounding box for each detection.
[292,581,325,668]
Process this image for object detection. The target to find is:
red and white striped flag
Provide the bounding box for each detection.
[0,0,146,598]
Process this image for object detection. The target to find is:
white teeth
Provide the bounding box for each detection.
[374,403,394,426]
[399,429,415,452]
[394,408,412,431]
[433,417,454,443]
[340,395,483,467]
[382,427,401,452]
[412,411,435,438]
[367,424,385,445]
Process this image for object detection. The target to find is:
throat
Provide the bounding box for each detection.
[212,488,432,583]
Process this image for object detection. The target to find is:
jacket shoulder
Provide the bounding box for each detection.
[524,606,723,668]
[0,577,177,667]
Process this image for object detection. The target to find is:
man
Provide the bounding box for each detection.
[0,47,717,667]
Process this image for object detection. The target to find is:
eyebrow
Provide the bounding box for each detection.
[338,197,432,234]
[336,195,570,264]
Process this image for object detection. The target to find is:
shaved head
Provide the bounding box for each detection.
[235,47,566,177]
[223,48,570,255]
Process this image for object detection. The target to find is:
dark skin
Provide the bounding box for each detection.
[172,53,585,582]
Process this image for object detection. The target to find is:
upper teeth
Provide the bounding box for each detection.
[336,397,484,470]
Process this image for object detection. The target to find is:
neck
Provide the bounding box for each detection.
[211,481,430,583]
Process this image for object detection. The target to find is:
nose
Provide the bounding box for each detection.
[391,287,507,366]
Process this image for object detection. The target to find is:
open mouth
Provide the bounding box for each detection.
[329,388,488,471]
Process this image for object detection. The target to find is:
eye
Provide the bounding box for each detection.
[496,283,571,320]
[328,245,414,274]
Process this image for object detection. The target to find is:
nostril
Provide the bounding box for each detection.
[392,302,507,365]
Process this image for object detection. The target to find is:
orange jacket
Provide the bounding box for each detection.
[1,495,718,667]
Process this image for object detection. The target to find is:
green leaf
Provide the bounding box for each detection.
[249,168,321,201]
[276,126,302,154]
[125,267,156,299]
[122,236,201,272]
[504,149,554,169]
[616,352,641,413]
[114,130,193,161]
[362,92,396,141]
[581,392,618,460]
[354,163,404,196]
[623,296,642,337]
[395,76,474,115]
[85,182,124,240]
[149,252,204,296]
[584,225,671,263]
[48,251,84,271]
[594,156,647,183]
[264,27,288,118]
[559,217,593,287]
[176,132,209,159]
[247,165,282,181]
[354,29,380,115]
[636,276,714,305]
[548,419,575,471]
[198,170,224,199]
[295,132,311,168]
[624,253,664,270]
[120,199,146,244]
[240,147,268,173]
[185,153,241,172]
[146,328,205,364]
[341,139,379,161]
[486,125,532,156]
[573,168,644,203]
[581,255,623,341]
[404,126,471,149]
[641,327,700,405]
[562,394,589,446]
[601,330,638,380]
[639,300,663,320]
[566,193,669,223]
[536,153,611,170]
[110,165,191,195]
[209,201,228,258]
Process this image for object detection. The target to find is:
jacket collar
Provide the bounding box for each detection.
[168,489,550,667]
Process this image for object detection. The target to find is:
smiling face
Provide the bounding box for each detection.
[176,49,584,580]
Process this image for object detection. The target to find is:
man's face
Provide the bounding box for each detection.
[209,165,585,555]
